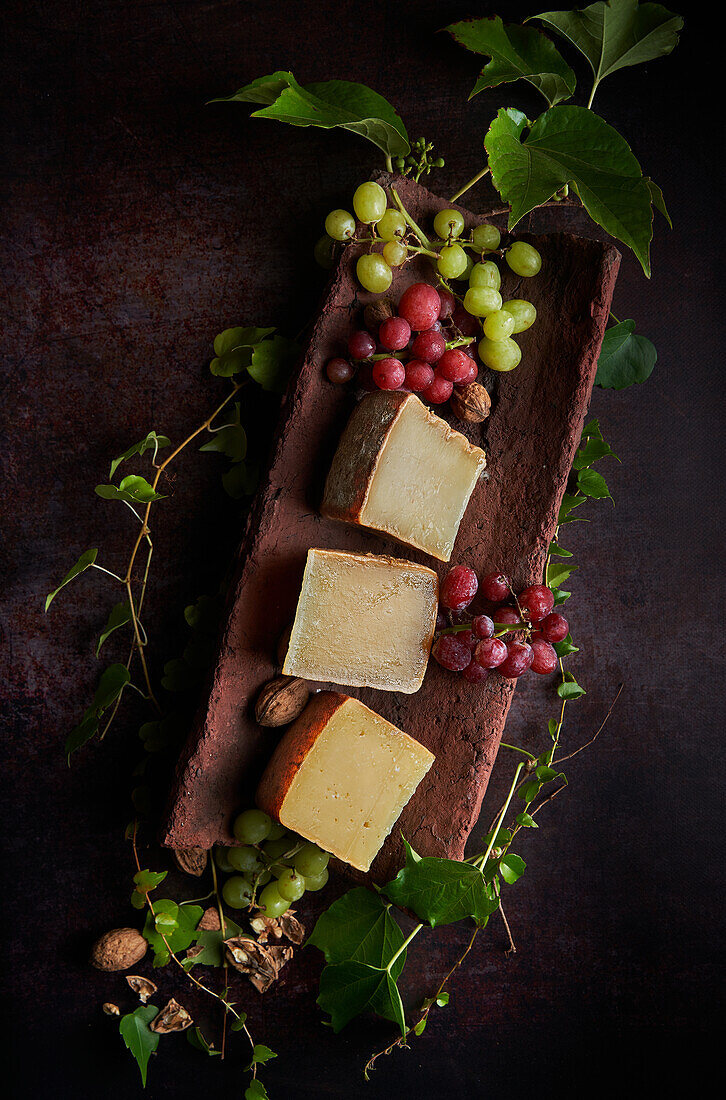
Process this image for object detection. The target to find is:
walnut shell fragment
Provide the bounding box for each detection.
[90,928,148,972]
[450,382,491,423]
[249,910,305,946]
[150,998,193,1033]
[224,935,293,994]
[102,1003,120,1017]
[254,676,310,728]
[197,907,221,931]
[173,847,208,877]
[126,975,158,1003]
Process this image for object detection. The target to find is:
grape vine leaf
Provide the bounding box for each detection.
[142,900,204,965]
[95,475,166,505]
[119,1005,159,1087]
[199,403,247,461]
[45,548,98,611]
[573,419,620,467]
[485,106,654,274]
[446,15,576,107]
[186,916,243,969]
[248,335,299,393]
[558,672,587,698]
[530,0,683,105]
[309,888,407,972]
[558,492,588,524]
[210,327,276,377]
[214,71,410,160]
[317,961,406,1035]
[65,663,131,758]
[245,1081,270,1100]
[247,1045,277,1069]
[499,853,527,884]
[96,601,132,655]
[383,841,499,928]
[109,431,171,479]
[595,319,657,388]
[577,467,612,500]
[547,562,577,588]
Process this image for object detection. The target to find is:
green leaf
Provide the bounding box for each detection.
[187,916,243,968]
[553,588,571,604]
[436,992,450,1007]
[119,1005,159,1087]
[558,492,587,524]
[595,319,657,388]
[45,548,98,611]
[216,71,410,160]
[161,657,198,692]
[309,888,407,973]
[65,663,131,758]
[186,1027,221,1056]
[384,855,499,929]
[184,594,221,632]
[133,869,167,891]
[96,601,132,655]
[577,467,612,500]
[515,812,539,828]
[536,765,559,781]
[199,403,247,461]
[558,672,587,699]
[248,335,299,393]
[553,633,579,657]
[245,1080,270,1100]
[646,177,672,228]
[573,437,619,469]
[447,15,576,106]
[95,475,165,505]
[499,853,526,884]
[531,0,683,103]
[485,105,654,275]
[547,562,577,589]
[210,327,275,377]
[549,541,572,558]
[110,431,171,479]
[230,1012,248,1032]
[222,461,258,500]
[142,900,204,963]
[317,962,406,1035]
[247,1045,278,1069]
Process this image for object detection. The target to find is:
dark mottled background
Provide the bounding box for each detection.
[1,2,722,1098]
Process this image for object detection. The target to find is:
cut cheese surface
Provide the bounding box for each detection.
[282,548,438,693]
[256,693,435,871]
[322,391,486,561]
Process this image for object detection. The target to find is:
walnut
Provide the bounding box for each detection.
[126,975,157,1003]
[197,907,221,931]
[224,935,292,994]
[250,910,305,946]
[102,1003,120,1016]
[172,847,208,877]
[90,928,148,972]
[450,382,491,423]
[254,676,310,727]
[363,298,394,333]
[150,998,193,1033]
[278,911,305,945]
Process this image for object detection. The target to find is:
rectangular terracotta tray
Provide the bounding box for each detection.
[162,174,619,882]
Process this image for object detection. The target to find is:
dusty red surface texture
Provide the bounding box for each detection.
[162,174,619,878]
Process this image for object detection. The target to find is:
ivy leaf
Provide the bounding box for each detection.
[499,853,526,884]
[595,319,657,388]
[573,421,620,468]
[109,432,170,479]
[384,846,499,929]
[96,601,132,655]
[485,105,654,275]
[317,962,406,1035]
[558,672,587,698]
[248,335,299,393]
[199,403,247,461]
[447,15,576,107]
[45,549,98,611]
[142,900,204,963]
[246,1045,278,1069]
[531,0,683,104]
[96,475,165,505]
[577,468,612,500]
[186,1027,221,1056]
[215,71,410,160]
[119,1005,159,1087]
[547,562,577,589]
[309,888,407,973]
[65,663,130,758]
[210,327,275,377]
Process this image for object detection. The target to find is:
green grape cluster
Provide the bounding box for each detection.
[214,808,331,919]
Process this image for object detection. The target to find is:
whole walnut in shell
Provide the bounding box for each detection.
[90,928,148,971]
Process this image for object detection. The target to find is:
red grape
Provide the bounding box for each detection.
[493,606,519,627]
[462,659,489,684]
[473,614,494,639]
[372,357,405,390]
[432,634,473,671]
[453,359,478,386]
[326,358,354,384]
[411,329,446,363]
[437,349,477,384]
[474,636,508,669]
[422,375,454,404]
[530,638,558,674]
[379,316,411,351]
[348,331,376,360]
[440,565,478,611]
[498,641,534,678]
[540,612,569,643]
[438,289,456,320]
[519,584,555,622]
[398,283,441,331]
[404,360,435,392]
[455,628,477,649]
[480,571,510,603]
[451,306,479,337]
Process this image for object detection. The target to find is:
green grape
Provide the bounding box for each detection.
[258,883,290,918]
[502,299,536,333]
[383,240,407,267]
[214,846,235,873]
[256,868,272,886]
[353,182,387,224]
[472,223,501,252]
[469,261,501,291]
[478,335,522,372]
[276,867,306,902]
[483,309,516,341]
[313,235,336,270]
[228,845,264,874]
[293,842,330,877]
[222,875,253,909]
[433,208,465,240]
[506,241,542,277]
[262,836,296,862]
[232,809,272,845]
[303,867,329,892]
[357,253,392,293]
[456,254,475,282]
[324,209,356,241]
[463,287,502,317]
[377,209,406,241]
[266,821,287,841]
[437,243,468,279]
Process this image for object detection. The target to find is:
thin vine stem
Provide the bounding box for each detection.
[449,166,491,203]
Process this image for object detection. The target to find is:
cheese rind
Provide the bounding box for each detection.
[256,692,435,871]
[322,391,486,561]
[282,548,438,693]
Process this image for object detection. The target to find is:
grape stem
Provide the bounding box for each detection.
[390,188,431,248]
[449,167,491,204]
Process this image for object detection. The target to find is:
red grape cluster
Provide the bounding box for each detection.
[325,282,481,406]
[431,565,569,682]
